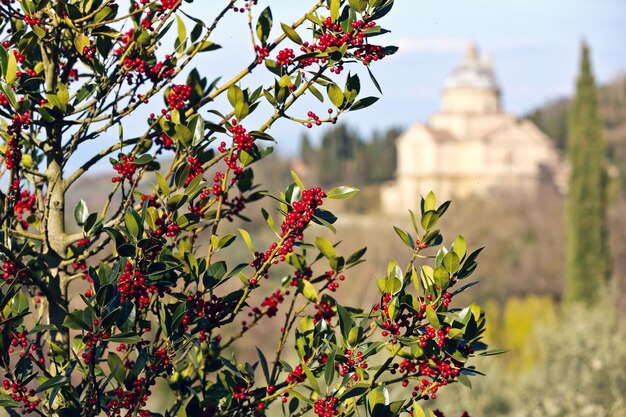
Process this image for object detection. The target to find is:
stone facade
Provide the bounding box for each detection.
[381,45,563,214]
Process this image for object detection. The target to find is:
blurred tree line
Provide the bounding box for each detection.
[527,73,626,195]
[299,124,402,186]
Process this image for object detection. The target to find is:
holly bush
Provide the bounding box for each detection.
[0,1,497,416]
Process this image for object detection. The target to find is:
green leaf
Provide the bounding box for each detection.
[327,186,359,199]
[0,393,19,407]
[433,266,450,290]
[315,236,336,259]
[336,304,354,341]
[261,207,278,236]
[350,96,379,111]
[422,191,436,212]
[227,84,244,108]
[308,84,324,102]
[327,83,344,108]
[301,280,319,302]
[349,0,368,13]
[124,211,140,240]
[425,305,440,329]
[74,199,89,226]
[348,326,363,346]
[301,363,321,394]
[256,347,271,385]
[421,210,439,231]
[0,46,8,77]
[452,235,467,259]
[479,348,510,356]
[155,171,170,197]
[324,350,335,388]
[442,251,460,274]
[347,247,367,265]
[108,333,141,344]
[256,7,273,45]
[330,0,340,20]
[291,170,306,190]
[281,22,303,44]
[176,15,187,46]
[238,228,254,255]
[367,387,386,414]
[63,313,89,331]
[35,375,68,393]
[173,124,192,146]
[5,47,16,84]
[74,33,90,55]
[188,114,205,146]
[412,401,427,417]
[393,226,414,249]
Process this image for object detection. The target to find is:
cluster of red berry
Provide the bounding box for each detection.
[112,154,137,183]
[250,188,326,279]
[222,195,246,221]
[252,289,285,318]
[2,261,24,283]
[419,325,449,348]
[141,194,161,208]
[324,269,345,292]
[336,349,367,380]
[166,84,192,110]
[14,189,36,229]
[152,213,180,238]
[276,48,295,66]
[289,267,313,287]
[184,156,203,186]
[155,132,174,150]
[254,45,269,63]
[147,348,174,376]
[285,364,305,384]
[231,0,257,13]
[395,354,460,400]
[5,112,31,171]
[182,292,227,331]
[160,0,180,10]
[0,93,8,106]
[117,261,168,312]
[188,187,211,215]
[82,323,111,364]
[2,379,38,414]
[105,379,154,417]
[295,17,387,70]
[23,14,42,25]
[313,301,334,324]
[313,396,339,417]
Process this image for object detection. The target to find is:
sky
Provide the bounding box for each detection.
[62,0,626,174]
[175,0,626,157]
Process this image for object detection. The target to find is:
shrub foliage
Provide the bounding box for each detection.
[0,1,494,416]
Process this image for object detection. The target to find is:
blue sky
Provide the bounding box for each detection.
[65,0,626,174]
[180,0,626,156]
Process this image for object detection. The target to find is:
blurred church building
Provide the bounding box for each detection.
[381,44,564,214]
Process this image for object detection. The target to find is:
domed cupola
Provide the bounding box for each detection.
[441,44,501,114]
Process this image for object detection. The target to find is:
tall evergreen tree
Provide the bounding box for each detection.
[565,43,611,304]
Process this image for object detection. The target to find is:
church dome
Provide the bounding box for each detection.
[444,44,498,90]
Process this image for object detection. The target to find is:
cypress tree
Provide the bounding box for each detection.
[565,43,611,304]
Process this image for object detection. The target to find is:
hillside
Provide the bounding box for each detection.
[527,74,626,193]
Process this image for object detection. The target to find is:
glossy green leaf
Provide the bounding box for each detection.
[327,186,359,199]
[281,22,303,44]
[452,235,467,259]
[315,236,336,259]
[35,375,68,393]
[327,83,344,108]
[301,280,319,302]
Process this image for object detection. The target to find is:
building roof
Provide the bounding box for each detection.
[444,44,499,91]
